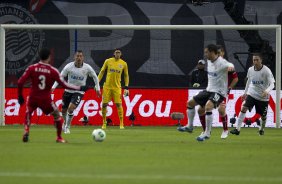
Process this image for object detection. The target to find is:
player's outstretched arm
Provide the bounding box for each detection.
[51,65,69,92]
[17,67,31,105]
[228,72,239,93]
[226,62,235,72]
[53,68,80,91]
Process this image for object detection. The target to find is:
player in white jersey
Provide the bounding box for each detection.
[230,53,275,136]
[191,45,238,139]
[52,50,101,133]
[178,44,234,141]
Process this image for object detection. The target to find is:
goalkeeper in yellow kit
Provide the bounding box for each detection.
[98,49,129,129]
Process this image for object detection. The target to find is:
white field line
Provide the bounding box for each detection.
[0,172,282,182]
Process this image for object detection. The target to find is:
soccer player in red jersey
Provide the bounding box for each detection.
[17,48,88,143]
[217,45,238,138]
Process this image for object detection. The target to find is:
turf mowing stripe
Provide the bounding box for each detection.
[0,172,281,182]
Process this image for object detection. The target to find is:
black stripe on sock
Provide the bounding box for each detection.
[206,111,212,115]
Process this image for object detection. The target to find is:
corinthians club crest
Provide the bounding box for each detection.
[0,3,45,75]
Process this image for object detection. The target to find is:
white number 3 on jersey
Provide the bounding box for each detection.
[38,75,46,90]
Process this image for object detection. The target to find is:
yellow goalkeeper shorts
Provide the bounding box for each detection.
[102,87,122,104]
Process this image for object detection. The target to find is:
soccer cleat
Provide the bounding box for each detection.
[199,132,205,137]
[230,128,240,135]
[258,130,264,136]
[22,132,29,143]
[101,123,107,130]
[221,130,229,139]
[120,126,125,129]
[56,138,67,143]
[177,126,193,133]
[64,127,70,134]
[196,132,210,142]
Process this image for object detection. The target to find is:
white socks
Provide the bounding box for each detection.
[260,118,266,131]
[236,111,246,131]
[205,111,213,135]
[187,108,195,128]
[65,112,74,129]
[62,112,67,126]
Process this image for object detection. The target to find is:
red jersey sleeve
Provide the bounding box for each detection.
[17,66,32,96]
[51,67,80,90]
[231,71,238,79]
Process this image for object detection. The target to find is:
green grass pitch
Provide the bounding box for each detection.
[0,125,282,184]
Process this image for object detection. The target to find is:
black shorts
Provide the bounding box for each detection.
[243,95,269,117]
[193,90,224,108]
[62,92,84,109]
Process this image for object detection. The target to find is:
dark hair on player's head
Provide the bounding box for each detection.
[39,48,51,60]
[76,50,83,53]
[114,48,121,52]
[206,44,218,54]
[217,45,225,52]
[252,53,263,59]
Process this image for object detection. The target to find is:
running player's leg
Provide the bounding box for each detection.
[116,103,124,129]
[218,100,229,139]
[230,106,248,135]
[61,92,72,131]
[202,92,224,139]
[101,87,112,129]
[177,100,197,133]
[61,108,67,132]
[204,100,214,137]
[101,103,108,129]
[22,97,36,142]
[198,106,206,131]
[178,90,208,133]
[113,88,124,129]
[65,93,83,133]
[255,100,269,135]
[51,109,66,143]
[230,95,254,135]
[41,99,66,143]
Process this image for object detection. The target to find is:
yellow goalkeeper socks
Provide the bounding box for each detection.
[117,106,124,128]
[101,107,107,129]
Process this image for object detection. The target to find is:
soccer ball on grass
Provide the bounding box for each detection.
[92,129,106,142]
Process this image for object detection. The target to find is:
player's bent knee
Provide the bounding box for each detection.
[218,107,226,116]
[51,109,61,120]
[188,99,196,108]
[198,106,205,115]
[67,110,74,114]
[61,108,67,114]
[219,103,226,110]
[115,103,122,108]
[68,104,77,112]
[218,111,226,117]
[205,101,214,111]
[241,106,248,113]
[102,103,108,108]
[261,116,266,121]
